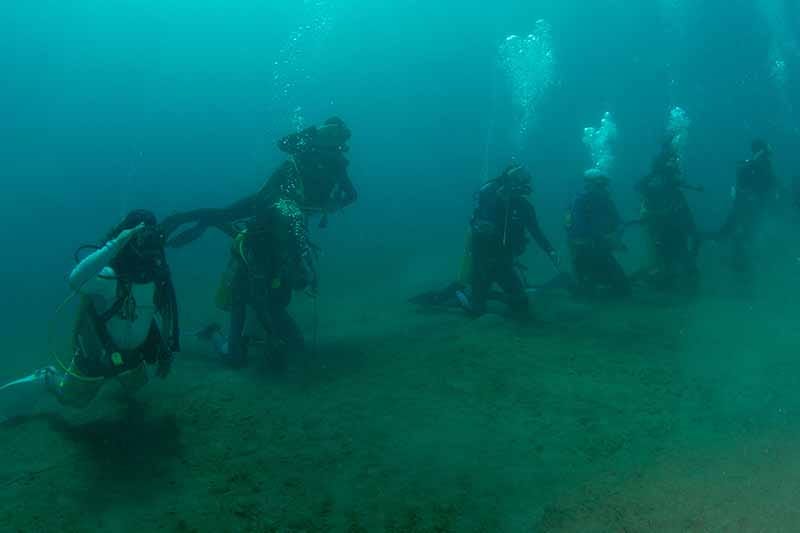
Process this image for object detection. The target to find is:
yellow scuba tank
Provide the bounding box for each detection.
[214,267,234,312]
[215,231,248,312]
[458,229,474,285]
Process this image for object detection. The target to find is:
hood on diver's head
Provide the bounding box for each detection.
[278,127,315,155]
[108,209,158,240]
[751,138,771,159]
[108,209,168,283]
[500,164,533,196]
[277,117,351,156]
[313,116,351,152]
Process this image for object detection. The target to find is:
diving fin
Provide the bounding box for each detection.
[409,282,465,307]
[0,369,49,392]
[0,367,53,422]
[528,272,574,293]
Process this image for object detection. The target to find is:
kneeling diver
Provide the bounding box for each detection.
[0,211,179,417]
[458,165,559,317]
[201,198,316,370]
[566,169,630,298]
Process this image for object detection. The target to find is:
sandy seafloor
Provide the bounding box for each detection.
[2,232,800,532]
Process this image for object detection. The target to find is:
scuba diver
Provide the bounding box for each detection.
[457,164,559,317]
[634,138,703,290]
[161,117,357,247]
[566,169,630,298]
[714,140,779,274]
[0,211,179,414]
[200,198,316,370]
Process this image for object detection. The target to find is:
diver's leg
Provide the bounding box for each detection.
[250,293,287,373]
[715,209,737,241]
[497,260,528,316]
[48,364,104,409]
[570,245,594,297]
[731,218,757,275]
[116,362,150,395]
[603,253,631,297]
[225,263,250,367]
[642,225,664,287]
[1,367,63,418]
[467,241,492,315]
[269,285,304,350]
[656,232,679,289]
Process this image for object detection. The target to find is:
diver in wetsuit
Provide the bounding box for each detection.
[204,199,316,370]
[715,140,779,274]
[635,139,702,290]
[0,211,179,413]
[567,169,630,298]
[162,117,357,247]
[459,165,559,317]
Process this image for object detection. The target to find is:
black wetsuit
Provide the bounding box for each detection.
[567,188,629,297]
[222,203,314,368]
[717,156,777,273]
[636,175,700,289]
[469,181,554,315]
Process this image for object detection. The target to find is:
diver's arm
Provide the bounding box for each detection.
[163,196,259,248]
[68,226,141,293]
[679,181,705,193]
[605,201,626,246]
[524,202,555,255]
[221,194,260,221]
[335,170,358,208]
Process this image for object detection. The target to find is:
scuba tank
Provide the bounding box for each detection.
[215,231,250,312]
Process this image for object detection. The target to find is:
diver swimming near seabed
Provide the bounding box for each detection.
[161,117,357,248]
[0,211,180,419]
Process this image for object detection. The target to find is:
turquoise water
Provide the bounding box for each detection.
[1,1,800,531]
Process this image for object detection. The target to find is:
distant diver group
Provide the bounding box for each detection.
[418,136,782,315]
[0,115,791,419]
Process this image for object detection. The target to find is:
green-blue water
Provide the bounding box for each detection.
[1,1,800,531]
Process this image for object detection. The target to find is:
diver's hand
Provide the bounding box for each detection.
[304,270,319,297]
[548,250,561,270]
[117,223,147,244]
[305,283,319,299]
[156,356,172,379]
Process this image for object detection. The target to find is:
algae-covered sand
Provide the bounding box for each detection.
[2,245,800,532]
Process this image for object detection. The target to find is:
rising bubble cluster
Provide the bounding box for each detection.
[272,0,335,131]
[498,20,556,148]
[667,105,690,168]
[582,112,618,177]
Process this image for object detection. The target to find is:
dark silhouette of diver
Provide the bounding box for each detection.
[566,169,630,298]
[713,139,779,275]
[162,117,357,247]
[634,138,703,290]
